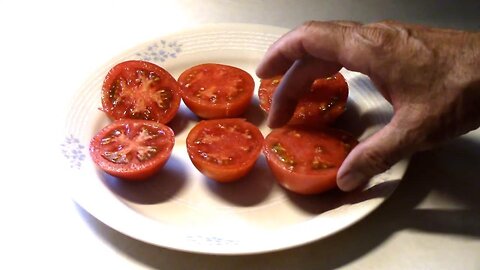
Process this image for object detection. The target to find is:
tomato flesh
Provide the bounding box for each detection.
[178,63,255,119]
[90,119,175,180]
[263,126,357,194]
[102,60,181,124]
[186,118,263,182]
[258,73,348,127]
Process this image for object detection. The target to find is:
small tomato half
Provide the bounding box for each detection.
[258,73,348,128]
[263,126,357,194]
[101,60,181,124]
[89,119,175,180]
[186,118,263,182]
[178,63,255,119]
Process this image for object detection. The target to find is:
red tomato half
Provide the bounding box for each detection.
[186,118,263,182]
[263,126,357,194]
[258,73,348,127]
[90,119,175,180]
[101,60,181,124]
[178,63,255,119]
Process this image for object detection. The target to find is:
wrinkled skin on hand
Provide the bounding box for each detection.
[256,20,480,191]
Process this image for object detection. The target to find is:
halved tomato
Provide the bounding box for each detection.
[178,63,255,119]
[186,118,263,182]
[263,126,357,194]
[101,60,181,124]
[89,119,175,180]
[258,73,348,127]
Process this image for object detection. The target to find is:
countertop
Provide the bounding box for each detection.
[1,0,479,269]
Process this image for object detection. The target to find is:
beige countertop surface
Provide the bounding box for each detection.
[1,0,479,269]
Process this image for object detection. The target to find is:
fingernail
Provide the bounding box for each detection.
[337,171,367,192]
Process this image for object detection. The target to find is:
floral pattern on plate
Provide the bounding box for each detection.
[135,40,182,62]
[61,135,86,169]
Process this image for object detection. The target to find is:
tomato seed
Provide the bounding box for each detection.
[216,157,233,165]
[311,160,334,170]
[243,130,253,140]
[272,143,295,166]
[288,130,301,138]
[100,137,114,145]
[209,95,217,103]
[315,146,324,153]
[136,145,158,161]
[240,146,252,152]
[102,151,129,164]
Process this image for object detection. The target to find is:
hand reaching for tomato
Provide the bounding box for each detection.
[257,20,480,191]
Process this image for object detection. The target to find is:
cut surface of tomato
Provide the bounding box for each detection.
[178,63,255,119]
[89,119,175,180]
[101,60,181,124]
[258,73,348,127]
[186,118,263,182]
[263,126,358,194]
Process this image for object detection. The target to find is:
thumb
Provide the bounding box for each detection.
[337,118,415,191]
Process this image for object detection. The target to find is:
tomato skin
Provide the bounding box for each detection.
[258,75,281,113]
[186,118,263,182]
[101,60,181,124]
[178,63,255,119]
[263,126,357,194]
[258,73,348,128]
[89,119,175,180]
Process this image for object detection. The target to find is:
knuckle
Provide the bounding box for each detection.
[330,20,363,28]
[298,20,322,48]
[375,19,401,26]
[358,26,391,48]
[343,21,412,73]
[301,20,319,30]
[356,21,409,51]
[300,20,323,38]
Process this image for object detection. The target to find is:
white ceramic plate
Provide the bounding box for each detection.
[61,23,408,255]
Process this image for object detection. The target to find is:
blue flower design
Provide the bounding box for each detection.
[186,235,239,246]
[61,135,86,169]
[136,40,182,62]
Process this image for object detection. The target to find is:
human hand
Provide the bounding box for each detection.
[256,20,480,191]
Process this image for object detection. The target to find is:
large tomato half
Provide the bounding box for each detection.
[258,73,348,127]
[263,126,357,194]
[89,119,175,180]
[101,60,181,124]
[186,118,263,182]
[178,63,255,119]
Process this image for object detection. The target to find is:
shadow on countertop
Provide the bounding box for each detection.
[75,136,480,270]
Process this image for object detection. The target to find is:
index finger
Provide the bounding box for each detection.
[267,57,341,127]
[256,21,372,78]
